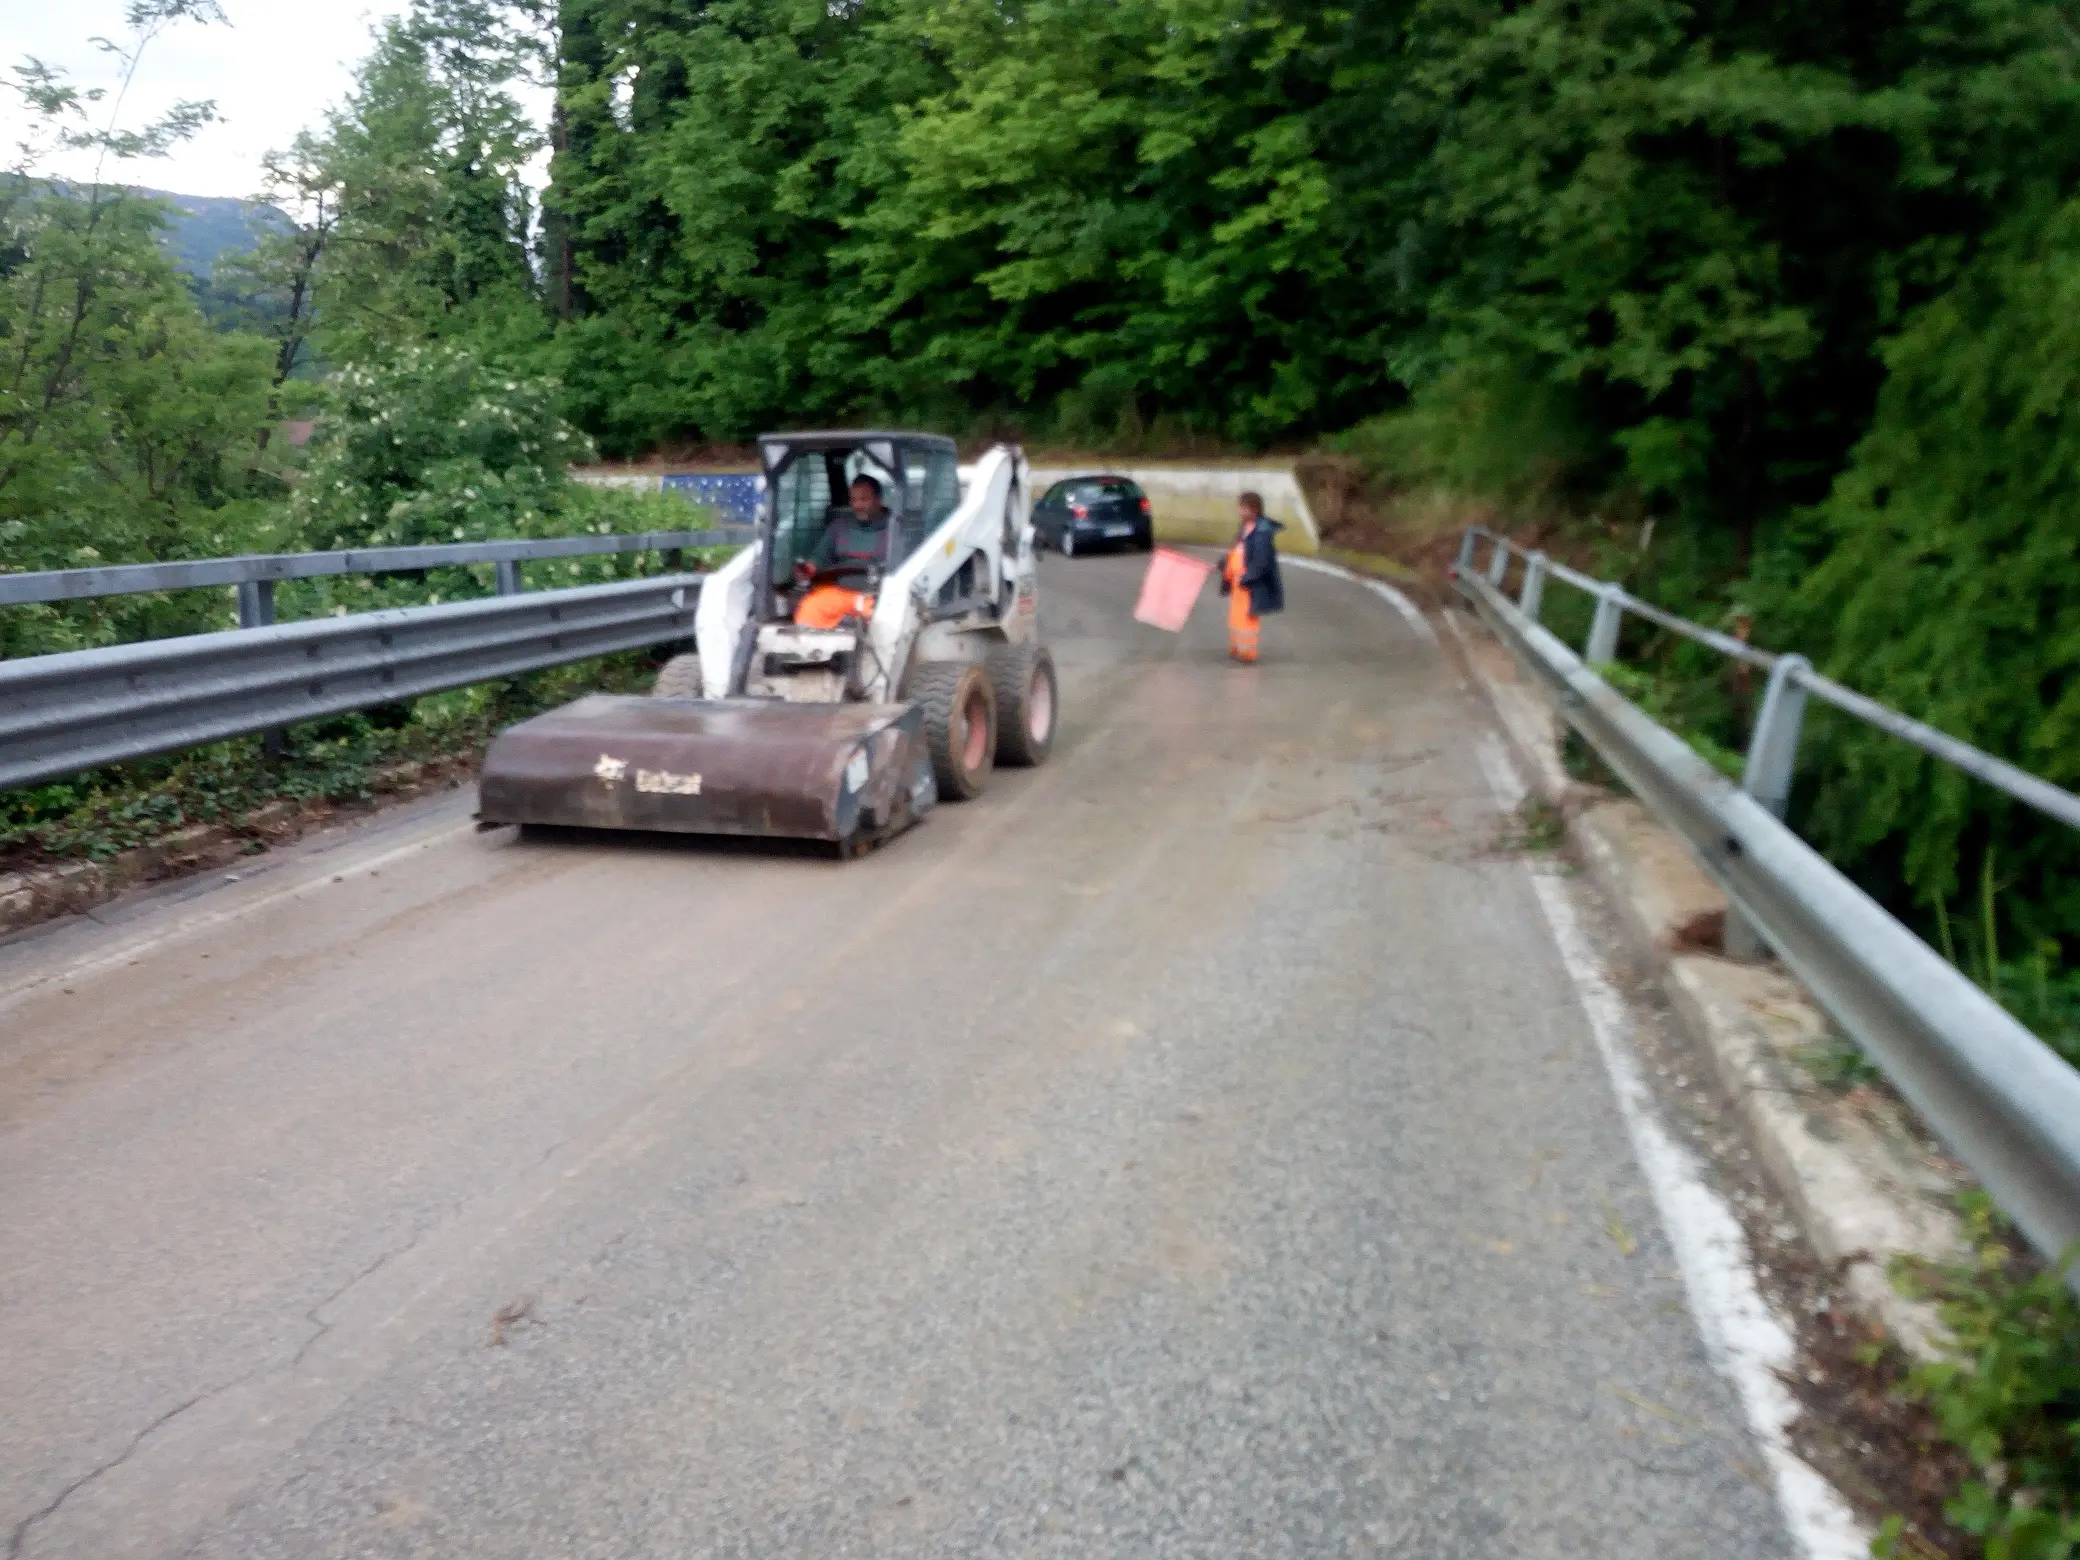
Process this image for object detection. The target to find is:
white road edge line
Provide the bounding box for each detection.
[1474,731,1866,1560]
[0,818,483,1013]
[1439,602,1473,648]
[1282,555,1438,645]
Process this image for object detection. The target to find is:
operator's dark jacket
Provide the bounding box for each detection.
[1219,517,1286,616]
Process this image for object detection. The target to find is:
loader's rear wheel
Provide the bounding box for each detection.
[651,652,703,699]
[911,662,996,801]
[990,643,1057,767]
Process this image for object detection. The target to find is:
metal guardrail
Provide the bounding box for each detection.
[0,528,749,614]
[1458,529,2080,843]
[1454,527,2080,1272]
[0,574,702,792]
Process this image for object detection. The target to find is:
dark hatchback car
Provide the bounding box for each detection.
[1033,476,1153,555]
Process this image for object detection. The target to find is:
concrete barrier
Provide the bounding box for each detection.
[1028,466,1320,555]
[572,470,668,491]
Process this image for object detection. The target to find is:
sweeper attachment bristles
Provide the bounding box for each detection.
[477,695,934,846]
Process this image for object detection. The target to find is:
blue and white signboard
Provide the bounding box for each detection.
[661,473,761,526]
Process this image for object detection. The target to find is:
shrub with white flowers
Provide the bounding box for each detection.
[293,344,595,551]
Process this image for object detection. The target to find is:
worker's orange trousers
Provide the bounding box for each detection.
[795,584,875,630]
[1223,546,1259,663]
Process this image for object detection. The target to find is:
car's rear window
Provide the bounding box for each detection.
[1062,479,1141,503]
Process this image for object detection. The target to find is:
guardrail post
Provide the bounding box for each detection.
[1486,537,1511,587]
[1519,552,1547,622]
[236,581,284,757]
[1725,654,1813,960]
[236,579,275,630]
[1585,584,1624,665]
[495,560,524,595]
[1456,530,1478,573]
[1742,654,1811,819]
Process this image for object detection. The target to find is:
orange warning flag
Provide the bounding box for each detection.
[1133,547,1215,633]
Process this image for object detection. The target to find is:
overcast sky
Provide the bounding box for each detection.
[1,0,442,201]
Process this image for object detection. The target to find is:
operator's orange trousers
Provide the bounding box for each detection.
[1223,545,1259,663]
[795,584,875,629]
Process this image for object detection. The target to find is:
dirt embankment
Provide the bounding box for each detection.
[1293,452,1607,604]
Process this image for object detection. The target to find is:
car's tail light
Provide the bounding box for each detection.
[1139,497,1151,514]
[1071,503,1088,518]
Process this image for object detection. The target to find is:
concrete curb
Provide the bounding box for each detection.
[1,810,288,938]
[1441,600,1964,1359]
[0,760,466,944]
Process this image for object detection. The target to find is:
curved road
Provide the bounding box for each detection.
[0,555,1795,1558]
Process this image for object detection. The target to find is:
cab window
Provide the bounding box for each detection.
[898,445,961,557]
[770,458,832,583]
[921,449,961,529]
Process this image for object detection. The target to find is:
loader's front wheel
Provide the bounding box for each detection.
[990,643,1057,767]
[651,652,703,699]
[912,662,996,801]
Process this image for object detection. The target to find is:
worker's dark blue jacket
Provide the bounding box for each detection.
[1227,518,1285,616]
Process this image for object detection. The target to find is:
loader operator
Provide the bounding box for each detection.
[793,474,892,630]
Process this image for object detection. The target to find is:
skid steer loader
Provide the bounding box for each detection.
[476,431,1058,854]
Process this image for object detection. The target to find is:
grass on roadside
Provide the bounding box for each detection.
[1502,795,1568,853]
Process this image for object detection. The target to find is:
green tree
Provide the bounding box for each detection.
[1,3,282,658]
[279,0,548,370]
[1332,0,2080,583]
[547,0,951,448]
[1793,192,2080,951]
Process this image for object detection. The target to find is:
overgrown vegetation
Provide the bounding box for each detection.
[1503,795,1568,854]
[1879,1201,2080,1560]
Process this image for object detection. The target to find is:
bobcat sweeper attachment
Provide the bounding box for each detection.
[476,432,1057,854]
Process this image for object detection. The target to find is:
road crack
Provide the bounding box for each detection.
[11,1224,436,1557]
[11,1226,445,1558]
[288,1227,432,1369]
[7,1391,211,1558]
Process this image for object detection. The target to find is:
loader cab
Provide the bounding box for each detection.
[757,432,962,617]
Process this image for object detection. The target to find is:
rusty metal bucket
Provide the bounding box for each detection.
[477,694,933,845]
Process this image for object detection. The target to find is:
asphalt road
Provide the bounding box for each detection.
[0,552,1796,1559]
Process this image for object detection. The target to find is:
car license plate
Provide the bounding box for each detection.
[1104,524,1133,538]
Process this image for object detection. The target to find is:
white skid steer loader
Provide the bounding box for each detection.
[477,431,1058,855]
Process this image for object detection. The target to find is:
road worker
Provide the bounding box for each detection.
[794,474,893,629]
[1218,490,1285,663]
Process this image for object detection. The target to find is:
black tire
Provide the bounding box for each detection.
[651,652,703,698]
[989,643,1057,767]
[1060,527,1078,558]
[909,661,996,800]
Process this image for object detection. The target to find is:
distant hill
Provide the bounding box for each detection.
[1,178,293,277]
[135,188,292,277]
